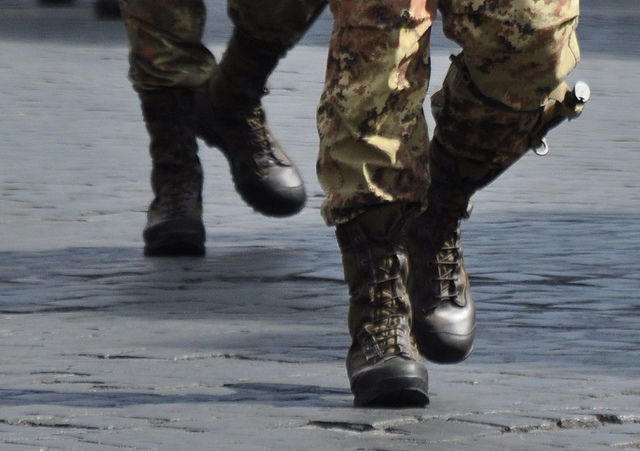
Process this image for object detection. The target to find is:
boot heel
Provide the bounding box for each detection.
[143,218,205,256]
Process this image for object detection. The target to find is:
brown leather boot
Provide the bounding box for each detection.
[337,205,428,407]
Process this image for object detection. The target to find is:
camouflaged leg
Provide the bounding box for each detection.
[404,0,584,362]
[317,0,435,226]
[120,0,326,89]
[434,0,582,172]
[432,57,541,180]
[119,0,215,90]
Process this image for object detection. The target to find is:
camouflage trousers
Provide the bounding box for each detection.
[317,0,581,225]
[119,0,326,89]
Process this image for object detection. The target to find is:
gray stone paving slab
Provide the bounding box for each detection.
[2,1,640,450]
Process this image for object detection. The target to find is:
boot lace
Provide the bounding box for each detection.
[244,104,286,169]
[432,225,463,303]
[358,260,413,362]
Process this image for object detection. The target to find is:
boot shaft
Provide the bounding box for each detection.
[138,88,203,221]
[138,88,202,187]
[139,88,198,160]
[210,28,288,108]
[336,205,428,407]
[336,205,418,368]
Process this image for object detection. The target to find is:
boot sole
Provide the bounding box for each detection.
[143,218,205,257]
[353,379,429,408]
[351,359,429,408]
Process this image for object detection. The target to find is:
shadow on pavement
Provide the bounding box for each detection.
[0,383,351,408]
[2,211,640,374]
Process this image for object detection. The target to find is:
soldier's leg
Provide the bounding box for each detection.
[434,0,582,182]
[120,0,326,254]
[218,0,326,99]
[195,0,327,217]
[120,0,214,90]
[317,0,435,407]
[120,0,211,255]
[407,0,584,361]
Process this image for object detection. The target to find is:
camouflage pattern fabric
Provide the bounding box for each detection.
[433,0,581,172]
[317,0,436,225]
[439,0,580,112]
[317,0,580,225]
[119,0,325,90]
[120,0,214,89]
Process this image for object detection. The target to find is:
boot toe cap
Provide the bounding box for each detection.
[235,166,306,217]
[414,300,476,364]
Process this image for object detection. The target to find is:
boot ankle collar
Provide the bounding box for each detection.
[336,219,405,253]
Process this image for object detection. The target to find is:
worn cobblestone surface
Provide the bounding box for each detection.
[1,1,639,449]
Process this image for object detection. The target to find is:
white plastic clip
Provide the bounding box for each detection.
[574,81,591,104]
[533,137,549,156]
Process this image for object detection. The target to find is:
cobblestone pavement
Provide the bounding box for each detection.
[1,1,639,450]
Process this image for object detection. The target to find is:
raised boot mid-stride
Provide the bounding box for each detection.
[405,198,476,363]
[407,77,591,361]
[195,29,306,217]
[337,205,429,407]
[139,88,205,257]
[405,141,477,363]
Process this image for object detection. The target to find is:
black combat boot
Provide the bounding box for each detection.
[195,28,306,217]
[139,88,205,256]
[407,67,590,363]
[405,141,478,363]
[337,205,428,407]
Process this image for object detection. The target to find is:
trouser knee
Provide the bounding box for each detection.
[439,0,581,111]
[433,0,584,183]
[316,0,437,225]
[433,53,587,187]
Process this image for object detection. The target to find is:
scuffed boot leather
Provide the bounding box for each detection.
[139,88,205,256]
[337,205,428,407]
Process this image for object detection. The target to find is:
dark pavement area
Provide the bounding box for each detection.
[1,1,639,449]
